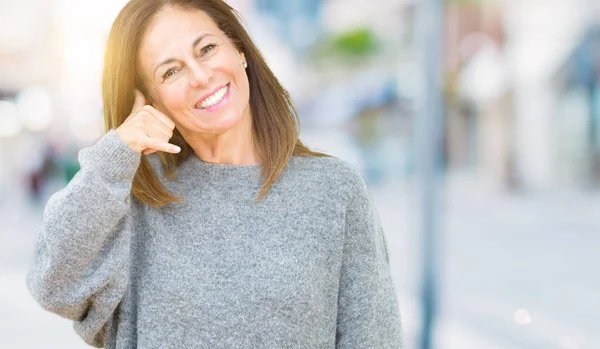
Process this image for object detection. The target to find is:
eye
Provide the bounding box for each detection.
[163,68,178,79]
[200,44,217,56]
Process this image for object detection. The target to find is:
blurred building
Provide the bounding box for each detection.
[443,0,599,192]
[554,26,600,188]
[444,0,514,187]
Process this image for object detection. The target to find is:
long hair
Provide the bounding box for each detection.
[102,0,328,207]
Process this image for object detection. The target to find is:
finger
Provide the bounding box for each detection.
[131,89,147,114]
[144,106,176,130]
[142,137,181,154]
[142,122,173,141]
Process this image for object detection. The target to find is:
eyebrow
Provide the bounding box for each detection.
[152,33,213,77]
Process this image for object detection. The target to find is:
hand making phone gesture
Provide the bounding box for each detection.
[116,90,180,155]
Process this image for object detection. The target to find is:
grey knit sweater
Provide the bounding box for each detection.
[26,129,403,348]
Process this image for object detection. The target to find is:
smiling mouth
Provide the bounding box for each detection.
[194,83,230,109]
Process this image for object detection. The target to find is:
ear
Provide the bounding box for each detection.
[239,52,246,65]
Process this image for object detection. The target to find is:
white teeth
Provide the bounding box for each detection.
[196,85,228,109]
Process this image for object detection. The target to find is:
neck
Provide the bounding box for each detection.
[181,111,260,165]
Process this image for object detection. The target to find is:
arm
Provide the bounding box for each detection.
[336,173,403,348]
[26,129,141,347]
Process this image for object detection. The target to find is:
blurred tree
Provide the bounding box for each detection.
[330,28,378,56]
[310,27,381,67]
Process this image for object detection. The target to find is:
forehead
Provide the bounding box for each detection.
[139,7,223,63]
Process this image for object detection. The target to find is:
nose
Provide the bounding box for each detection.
[188,60,212,88]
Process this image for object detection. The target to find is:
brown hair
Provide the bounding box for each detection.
[102,0,328,207]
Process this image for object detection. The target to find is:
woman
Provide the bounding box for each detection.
[26,0,403,348]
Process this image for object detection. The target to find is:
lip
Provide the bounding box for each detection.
[195,83,230,107]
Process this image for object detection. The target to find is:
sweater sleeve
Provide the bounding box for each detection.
[26,129,141,347]
[336,172,403,348]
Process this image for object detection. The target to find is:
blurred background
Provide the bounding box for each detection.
[1,0,599,348]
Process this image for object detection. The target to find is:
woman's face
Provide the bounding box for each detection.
[138,7,250,136]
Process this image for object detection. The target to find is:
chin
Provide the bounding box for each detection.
[185,108,246,134]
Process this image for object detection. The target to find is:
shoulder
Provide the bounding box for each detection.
[286,155,368,203]
[289,155,364,184]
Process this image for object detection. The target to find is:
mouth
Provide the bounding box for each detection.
[194,83,230,110]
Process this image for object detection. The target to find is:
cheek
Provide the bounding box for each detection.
[157,87,188,111]
[239,75,250,102]
[233,68,249,98]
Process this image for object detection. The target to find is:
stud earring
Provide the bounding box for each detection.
[242,62,248,69]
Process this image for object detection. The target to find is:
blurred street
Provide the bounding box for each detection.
[2,163,599,349]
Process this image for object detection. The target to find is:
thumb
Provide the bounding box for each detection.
[131,89,146,114]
